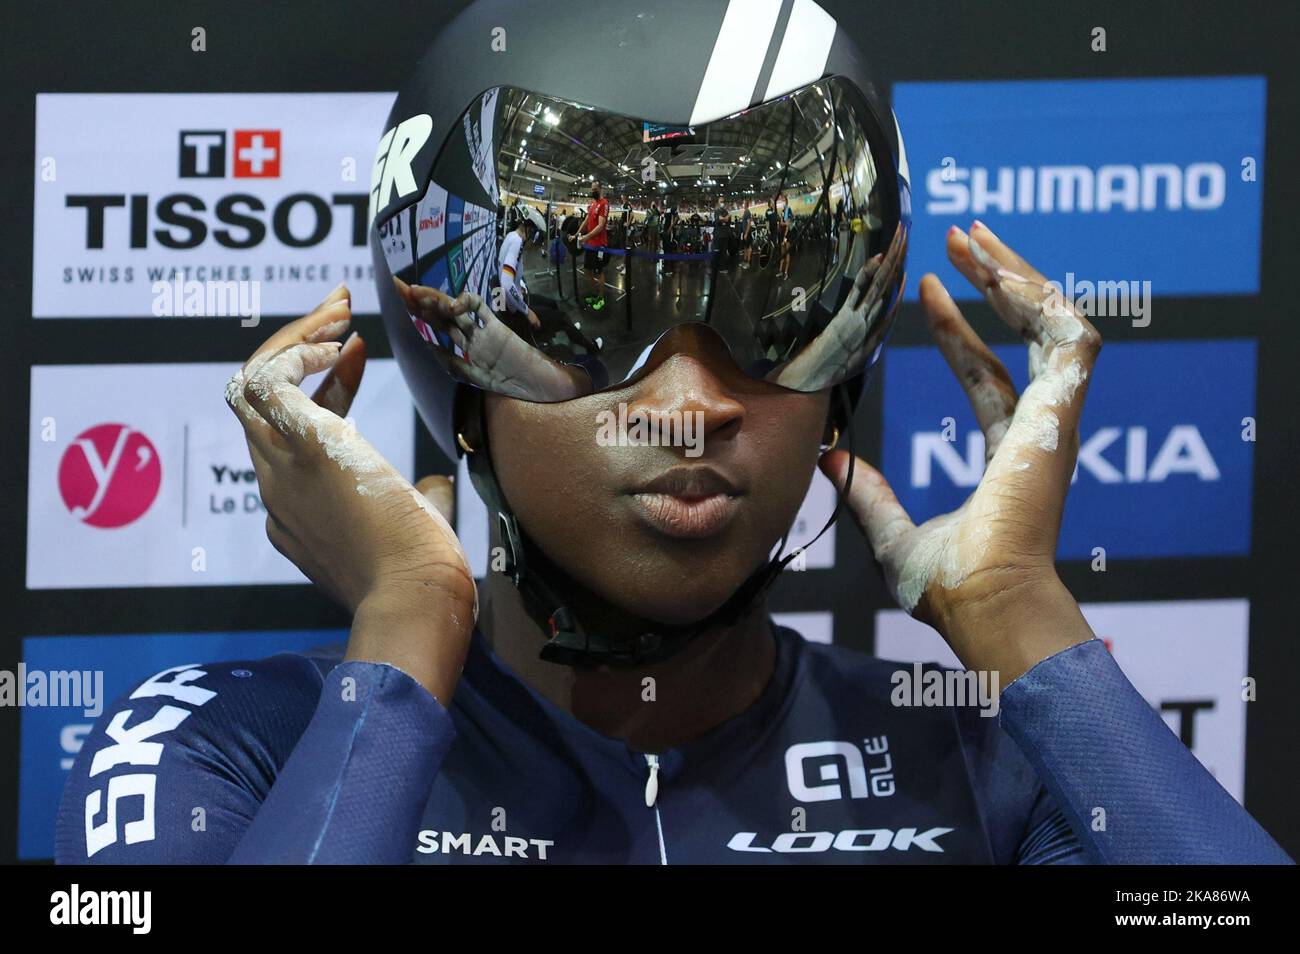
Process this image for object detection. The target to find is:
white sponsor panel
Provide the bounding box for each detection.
[874,599,1249,802]
[415,182,449,257]
[28,361,413,587]
[34,92,396,318]
[457,454,491,579]
[783,468,836,569]
[772,611,833,645]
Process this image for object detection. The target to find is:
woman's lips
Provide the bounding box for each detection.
[628,491,740,539]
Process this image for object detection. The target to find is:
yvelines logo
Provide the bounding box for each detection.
[27,362,414,588]
[179,129,282,178]
[57,424,161,529]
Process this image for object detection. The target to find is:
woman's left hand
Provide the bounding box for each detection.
[820,220,1102,681]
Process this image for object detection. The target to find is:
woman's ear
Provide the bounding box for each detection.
[821,415,841,451]
[453,387,486,457]
[824,381,855,448]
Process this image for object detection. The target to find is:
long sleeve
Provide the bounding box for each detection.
[998,638,1292,865]
[56,653,455,865]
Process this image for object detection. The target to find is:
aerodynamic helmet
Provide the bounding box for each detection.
[369,0,910,665]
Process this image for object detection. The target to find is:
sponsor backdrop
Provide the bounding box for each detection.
[2,0,1296,861]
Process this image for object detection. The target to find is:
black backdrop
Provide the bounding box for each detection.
[2,0,1297,863]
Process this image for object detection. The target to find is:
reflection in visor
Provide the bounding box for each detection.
[376,77,907,402]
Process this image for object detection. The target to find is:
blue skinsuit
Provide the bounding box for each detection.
[56,625,1293,865]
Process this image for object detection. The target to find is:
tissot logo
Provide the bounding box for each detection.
[232,129,281,178]
[34,93,394,317]
[178,130,226,178]
[57,424,162,529]
[179,129,281,178]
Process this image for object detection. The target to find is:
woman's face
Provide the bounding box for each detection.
[485,328,830,626]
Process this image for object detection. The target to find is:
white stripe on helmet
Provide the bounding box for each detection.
[763,0,837,101]
[689,0,784,126]
[893,110,910,186]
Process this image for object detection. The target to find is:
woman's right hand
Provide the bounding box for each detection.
[225,283,477,701]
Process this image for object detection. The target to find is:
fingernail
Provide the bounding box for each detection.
[967,233,1001,275]
[317,282,346,306]
[973,220,999,240]
[947,224,959,236]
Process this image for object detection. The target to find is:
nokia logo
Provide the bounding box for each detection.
[925,162,1226,215]
[912,425,1220,488]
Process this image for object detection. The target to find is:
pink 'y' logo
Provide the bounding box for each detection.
[58,424,162,528]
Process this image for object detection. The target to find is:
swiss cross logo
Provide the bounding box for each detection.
[232,129,281,177]
[179,129,281,178]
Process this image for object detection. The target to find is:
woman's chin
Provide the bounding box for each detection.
[611,576,749,629]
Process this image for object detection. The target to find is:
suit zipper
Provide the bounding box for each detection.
[644,754,667,865]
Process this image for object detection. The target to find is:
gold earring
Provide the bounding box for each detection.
[456,432,477,455]
[820,425,840,452]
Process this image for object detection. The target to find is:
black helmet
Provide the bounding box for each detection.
[370,0,910,666]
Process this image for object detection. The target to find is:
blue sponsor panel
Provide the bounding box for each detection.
[882,340,1255,559]
[893,77,1265,299]
[18,629,345,860]
[445,193,465,242]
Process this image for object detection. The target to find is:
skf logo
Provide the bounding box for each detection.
[83,664,217,857]
[179,129,282,179]
[369,115,433,228]
[58,424,162,529]
[785,738,895,802]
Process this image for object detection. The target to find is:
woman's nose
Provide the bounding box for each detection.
[622,334,747,444]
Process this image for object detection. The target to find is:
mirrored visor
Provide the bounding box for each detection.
[373,77,907,402]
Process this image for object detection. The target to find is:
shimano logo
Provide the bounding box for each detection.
[728,827,954,854]
[912,425,1219,488]
[926,162,1226,215]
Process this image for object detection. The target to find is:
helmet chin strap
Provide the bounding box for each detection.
[465,384,857,669]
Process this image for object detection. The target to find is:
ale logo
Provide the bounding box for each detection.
[57,424,162,528]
